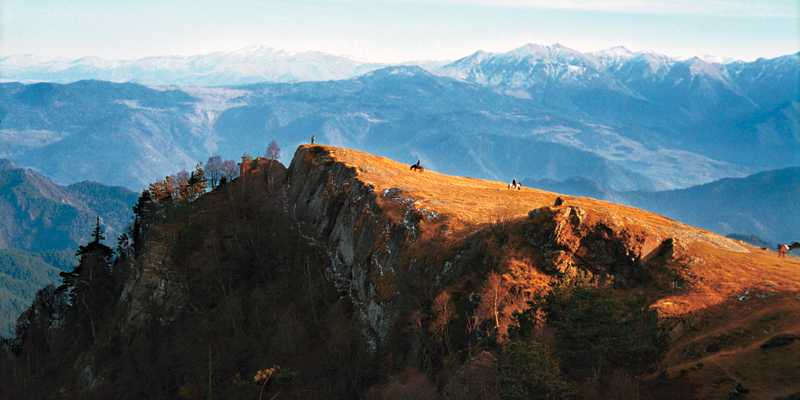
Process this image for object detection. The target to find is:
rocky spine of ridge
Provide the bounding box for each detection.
[123,145,686,348]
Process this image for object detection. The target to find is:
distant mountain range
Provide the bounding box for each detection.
[0,46,384,85]
[437,44,800,170]
[0,43,796,192]
[526,166,800,244]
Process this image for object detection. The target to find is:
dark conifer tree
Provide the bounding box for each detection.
[58,217,114,343]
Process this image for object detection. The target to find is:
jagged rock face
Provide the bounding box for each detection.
[119,148,427,350]
[119,223,180,329]
[291,161,667,346]
[281,148,687,347]
[287,147,419,348]
[525,205,652,285]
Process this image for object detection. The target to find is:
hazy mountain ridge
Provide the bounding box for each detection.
[0,159,137,251]
[624,167,800,245]
[0,66,763,192]
[0,44,796,197]
[0,80,214,188]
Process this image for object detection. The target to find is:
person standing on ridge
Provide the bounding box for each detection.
[310,135,316,144]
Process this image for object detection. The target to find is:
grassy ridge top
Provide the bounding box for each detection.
[306,145,800,317]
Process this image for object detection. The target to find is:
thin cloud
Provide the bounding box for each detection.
[407,0,797,18]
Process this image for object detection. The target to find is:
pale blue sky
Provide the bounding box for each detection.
[2,0,798,62]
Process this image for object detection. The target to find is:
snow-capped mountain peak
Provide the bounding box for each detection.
[591,47,676,72]
[507,43,587,62]
[593,46,636,64]
[697,54,737,64]
[0,46,382,85]
[599,46,635,58]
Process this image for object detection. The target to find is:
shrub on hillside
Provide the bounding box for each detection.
[497,340,573,400]
[543,285,665,376]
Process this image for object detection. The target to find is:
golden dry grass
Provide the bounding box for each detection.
[309,145,800,317]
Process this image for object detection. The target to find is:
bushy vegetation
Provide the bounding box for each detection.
[543,285,665,376]
[501,282,666,399]
[497,340,573,400]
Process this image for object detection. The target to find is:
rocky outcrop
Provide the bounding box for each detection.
[286,146,423,349]
[118,146,696,352]
[280,147,693,348]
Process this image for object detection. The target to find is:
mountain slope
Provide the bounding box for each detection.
[4,145,799,399]
[624,167,800,244]
[0,159,137,250]
[0,80,219,188]
[0,160,135,335]
[0,248,74,336]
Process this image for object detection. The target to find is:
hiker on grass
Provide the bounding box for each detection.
[778,244,789,258]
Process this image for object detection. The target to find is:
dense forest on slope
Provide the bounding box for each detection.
[0,248,75,335]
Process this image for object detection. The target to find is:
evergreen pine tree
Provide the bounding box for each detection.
[57,218,114,343]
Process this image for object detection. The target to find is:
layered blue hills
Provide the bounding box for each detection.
[3,44,797,193]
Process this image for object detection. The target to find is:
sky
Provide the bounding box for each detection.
[1,0,798,62]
